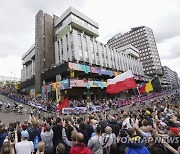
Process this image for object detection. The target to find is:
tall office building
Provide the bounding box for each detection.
[54,7,144,76]
[21,7,146,96]
[107,26,163,76]
[162,66,179,89]
[35,10,54,92]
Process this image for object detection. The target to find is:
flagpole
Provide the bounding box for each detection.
[137,86,141,96]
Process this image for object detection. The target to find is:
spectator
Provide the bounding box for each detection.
[101,126,116,154]
[88,125,103,154]
[36,141,45,154]
[41,124,53,147]
[122,112,132,129]
[125,128,150,154]
[56,143,66,154]
[70,133,92,154]
[168,127,180,151]
[52,117,64,152]
[15,130,34,154]
[78,122,89,145]
[108,116,120,136]
[0,123,7,150]
[28,119,41,152]
[62,124,77,147]
[1,142,14,154]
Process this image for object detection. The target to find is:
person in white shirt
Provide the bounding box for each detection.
[15,130,34,154]
[122,112,132,129]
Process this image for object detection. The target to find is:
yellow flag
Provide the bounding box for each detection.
[145,81,153,92]
[56,82,61,102]
[70,69,74,78]
[52,83,56,91]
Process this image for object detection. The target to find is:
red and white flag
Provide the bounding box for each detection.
[106,70,137,94]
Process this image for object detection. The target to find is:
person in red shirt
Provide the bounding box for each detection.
[70,133,92,154]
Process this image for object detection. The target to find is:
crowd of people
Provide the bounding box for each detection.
[0,90,180,154]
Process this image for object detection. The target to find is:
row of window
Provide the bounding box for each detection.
[56,31,144,75]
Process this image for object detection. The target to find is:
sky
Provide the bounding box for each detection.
[0,0,180,79]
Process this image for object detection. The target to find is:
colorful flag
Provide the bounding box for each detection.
[145,81,153,92]
[57,97,68,111]
[139,84,146,94]
[70,69,74,78]
[106,70,137,94]
[139,81,153,94]
[151,77,162,92]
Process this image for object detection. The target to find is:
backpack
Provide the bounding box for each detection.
[33,135,40,150]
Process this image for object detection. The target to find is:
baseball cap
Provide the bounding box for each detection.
[146,110,151,116]
[21,130,29,139]
[170,127,179,136]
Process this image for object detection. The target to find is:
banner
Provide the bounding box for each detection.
[117,92,164,107]
[62,105,109,114]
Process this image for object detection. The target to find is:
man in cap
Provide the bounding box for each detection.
[168,127,180,151]
[15,130,34,154]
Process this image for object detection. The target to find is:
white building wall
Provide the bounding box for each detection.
[54,41,59,64]
[62,35,68,62]
[54,29,144,76]
[97,42,103,66]
[67,32,72,61]
[72,30,80,61]
[86,36,92,64]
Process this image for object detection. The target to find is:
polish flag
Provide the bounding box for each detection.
[106,70,137,94]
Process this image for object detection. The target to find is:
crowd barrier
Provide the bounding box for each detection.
[116,91,174,106]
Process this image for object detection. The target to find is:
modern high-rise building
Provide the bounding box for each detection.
[20,7,146,97]
[107,26,163,76]
[162,66,179,89]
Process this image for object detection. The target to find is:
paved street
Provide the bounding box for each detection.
[0,94,31,126]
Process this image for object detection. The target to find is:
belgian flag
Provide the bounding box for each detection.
[139,81,153,94]
[151,76,162,92]
[139,77,162,94]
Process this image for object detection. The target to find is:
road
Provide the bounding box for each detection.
[0,94,31,126]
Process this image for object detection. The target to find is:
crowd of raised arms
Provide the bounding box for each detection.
[0,90,180,154]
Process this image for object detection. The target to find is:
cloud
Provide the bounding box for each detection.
[154,13,180,43]
[0,55,22,78]
[153,0,180,43]
[157,37,180,60]
[0,0,180,78]
[161,57,180,75]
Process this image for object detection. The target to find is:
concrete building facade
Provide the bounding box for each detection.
[162,66,179,89]
[107,26,163,76]
[54,7,144,76]
[21,44,35,82]
[21,7,145,94]
[34,10,54,92]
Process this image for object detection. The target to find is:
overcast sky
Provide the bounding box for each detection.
[0,0,180,79]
